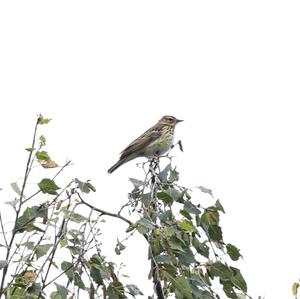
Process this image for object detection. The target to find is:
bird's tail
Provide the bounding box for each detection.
[107,158,128,174]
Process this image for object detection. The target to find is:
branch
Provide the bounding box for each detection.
[0,115,40,297]
[76,190,165,297]
[76,192,133,226]
[22,160,72,205]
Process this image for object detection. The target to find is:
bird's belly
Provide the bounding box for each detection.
[143,136,173,157]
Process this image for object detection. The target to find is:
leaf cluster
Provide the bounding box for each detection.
[126,162,247,299]
[0,115,138,299]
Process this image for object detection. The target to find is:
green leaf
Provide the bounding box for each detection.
[136,218,155,234]
[167,187,183,202]
[20,224,45,234]
[107,281,125,298]
[75,178,96,193]
[195,214,201,226]
[15,205,48,233]
[36,151,50,162]
[197,290,215,299]
[150,238,163,256]
[169,167,179,182]
[208,225,223,241]
[69,212,87,223]
[158,210,173,223]
[222,280,238,299]
[90,265,104,286]
[74,272,85,289]
[38,178,60,195]
[230,267,247,292]
[10,182,22,196]
[200,207,219,226]
[215,199,225,213]
[86,182,96,192]
[129,178,145,188]
[61,261,74,281]
[6,287,27,298]
[180,209,192,220]
[15,207,35,232]
[26,147,35,152]
[175,248,197,265]
[50,291,61,299]
[183,201,201,214]
[190,276,215,299]
[39,135,46,146]
[153,254,172,264]
[226,244,241,261]
[60,239,68,248]
[192,237,209,258]
[22,241,35,250]
[158,164,171,183]
[168,275,193,299]
[107,291,119,299]
[197,186,213,196]
[168,237,185,252]
[178,220,197,232]
[90,255,111,281]
[157,191,173,204]
[115,239,126,255]
[126,284,143,296]
[35,244,52,259]
[38,116,51,125]
[210,262,232,280]
[90,254,104,265]
[5,199,19,209]
[161,226,176,237]
[140,192,150,208]
[54,283,68,299]
[69,245,81,256]
[204,272,212,287]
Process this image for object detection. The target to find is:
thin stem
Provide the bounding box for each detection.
[77,192,133,226]
[22,160,72,205]
[145,159,165,299]
[37,200,72,299]
[0,213,8,248]
[0,116,40,297]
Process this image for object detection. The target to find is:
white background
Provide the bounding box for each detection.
[1,1,300,298]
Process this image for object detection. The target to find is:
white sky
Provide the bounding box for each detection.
[1,1,300,298]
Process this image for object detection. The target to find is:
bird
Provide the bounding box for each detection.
[107,115,183,173]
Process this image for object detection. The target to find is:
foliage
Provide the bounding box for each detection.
[0,115,134,299]
[125,159,249,299]
[0,115,252,299]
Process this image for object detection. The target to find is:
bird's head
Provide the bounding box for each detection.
[159,115,183,127]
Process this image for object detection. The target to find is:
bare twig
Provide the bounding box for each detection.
[0,213,8,248]
[77,192,133,226]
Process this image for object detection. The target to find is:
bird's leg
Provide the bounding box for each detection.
[149,159,157,184]
[154,154,161,171]
[149,156,160,175]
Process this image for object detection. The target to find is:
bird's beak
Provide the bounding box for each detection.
[176,119,183,123]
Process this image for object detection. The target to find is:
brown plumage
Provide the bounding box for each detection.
[108,115,183,173]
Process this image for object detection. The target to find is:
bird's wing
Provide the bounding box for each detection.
[120,124,163,159]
